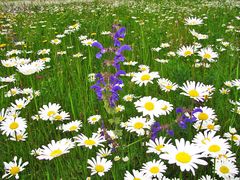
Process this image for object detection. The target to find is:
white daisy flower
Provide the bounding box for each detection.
[146,136,172,155]
[97,148,112,158]
[141,159,167,179]
[124,169,150,180]
[87,156,112,176]
[74,133,105,149]
[57,120,82,132]
[160,138,208,175]
[38,102,61,121]
[177,45,194,57]
[131,70,159,86]
[215,160,239,179]
[0,117,27,136]
[185,17,203,26]
[125,116,151,136]
[157,78,178,92]
[180,81,208,102]
[36,138,75,160]
[198,47,218,62]
[88,115,101,124]
[134,96,162,119]
[2,156,28,179]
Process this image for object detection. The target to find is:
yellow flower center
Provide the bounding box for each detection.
[69,125,78,131]
[155,144,164,151]
[188,89,199,97]
[207,124,214,130]
[47,111,56,117]
[134,122,144,129]
[0,116,4,121]
[149,166,160,174]
[54,115,62,121]
[232,135,239,141]
[144,102,154,111]
[175,152,192,163]
[141,74,151,81]
[87,41,92,45]
[133,178,141,180]
[84,139,96,145]
[95,164,105,172]
[184,50,193,56]
[126,96,132,101]
[9,122,19,130]
[203,53,211,59]
[50,149,63,157]
[219,166,229,174]
[161,105,168,111]
[165,85,173,90]
[16,134,23,140]
[10,166,20,175]
[208,144,221,152]
[198,112,209,120]
[201,138,210,144]
[91,117,97,121]
[11,89,17,95]
[17,104,23,109]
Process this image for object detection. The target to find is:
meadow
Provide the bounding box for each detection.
[0,0,239,179]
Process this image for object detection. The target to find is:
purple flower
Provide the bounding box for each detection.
[92,42,106,59]
[167,129,174,136]
[114,27,126,47]
[150,122,161,140]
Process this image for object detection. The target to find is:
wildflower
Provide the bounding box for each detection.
[87,156,112,176]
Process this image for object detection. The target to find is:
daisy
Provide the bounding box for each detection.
[198,47,218,62]
[37,49,50,55]
[180,81,207,102]
[88,115,101,124]
[159,100,174,115]
[57,120,82,132]
[51,38,61,45]
[2,156,28,179]
[87,156,112,176]
[36,138,75,160]
[74,133,105,149]
[185,17,203,26]
[215,160,238,179]
[9,130,28,141]
[0,117,27,136]
[217,151,236,163]
[53,111,70,121]
[11,98,29,110]
[138,64,150,72]
[125,116,151,136]
[38,103,61,121]
[202,137,230,158]
[146,136,171,155]
[97,148,112,158]
[177,45,194,57]
[124,170,151,180]
[232,79,240,89]
[16,63,40,75]
[192,106,216,122]
[134,96,162,119]
[131,70,159,86]
[81,39,96,46]
[157,78,178,92]
[199,120,221,132]
[123,61,138,66]
[224,131,240,146]
[160,138,208,175]
[192,130,218,148]
[123,94,135,102]
[219,87,230,95]
[141,160,167,179]
[115,105,125,113]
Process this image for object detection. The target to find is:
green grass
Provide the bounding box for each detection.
[0,0,239,179]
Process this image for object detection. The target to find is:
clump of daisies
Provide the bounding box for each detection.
[37,102,70,122]
[33,138,75,160]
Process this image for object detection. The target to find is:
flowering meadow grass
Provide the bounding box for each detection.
[0,0,240,179]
